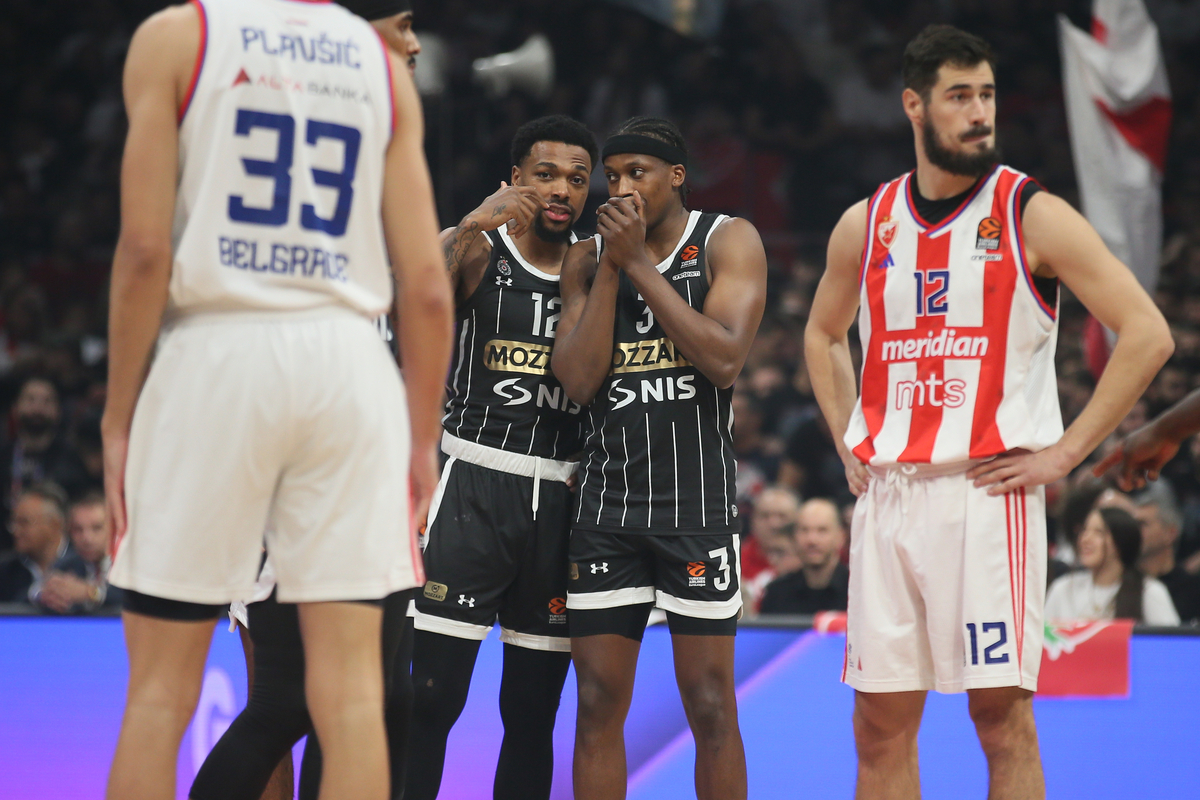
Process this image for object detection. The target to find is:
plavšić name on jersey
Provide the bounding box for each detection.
[219,236,349,283]
[611,337,692,374]
[241,28,361,69]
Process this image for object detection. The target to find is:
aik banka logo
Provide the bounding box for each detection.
[232,68,251,88]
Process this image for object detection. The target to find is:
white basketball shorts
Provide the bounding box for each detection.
[109,308,421,605]
[843,463,1045,694]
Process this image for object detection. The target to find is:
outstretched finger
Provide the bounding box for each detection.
[1092,446,1124,478]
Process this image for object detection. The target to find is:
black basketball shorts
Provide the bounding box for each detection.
[411,455,573,652]
[566,529,742,638]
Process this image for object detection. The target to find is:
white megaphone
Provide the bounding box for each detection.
[472,34,555,100]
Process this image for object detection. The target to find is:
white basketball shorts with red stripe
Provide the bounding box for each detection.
[843,462,1045,694]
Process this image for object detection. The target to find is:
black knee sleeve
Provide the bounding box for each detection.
[403,630,482,800]
[190,599,309,800]
[494,645,572,800]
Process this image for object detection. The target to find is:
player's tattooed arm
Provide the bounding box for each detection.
[439,181,547,297]
[806,199,870,496]
[553,238,618,405]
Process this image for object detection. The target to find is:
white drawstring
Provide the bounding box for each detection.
[532,457,542,520]
[886,463,919,515]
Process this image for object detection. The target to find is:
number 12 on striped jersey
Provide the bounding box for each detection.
[530,293,562,338]
[966,621,1010,665]
[915,270,950,317]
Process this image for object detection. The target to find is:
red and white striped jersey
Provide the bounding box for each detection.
[845,166,1062,467]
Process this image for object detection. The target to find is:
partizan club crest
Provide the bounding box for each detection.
[497,258,512,275]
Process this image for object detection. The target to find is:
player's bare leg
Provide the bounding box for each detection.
[572,634,641,800]
[853,690,926,800]
[672,635,746,800]
[107,612,216,800]
[298,602,387,800]
[968,687,1044,800]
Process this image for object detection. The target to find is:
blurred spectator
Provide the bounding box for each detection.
[732,392,783,502]
[740,486,801,612]
[0,482,72,606]
[0,376,89,552]
[1045,507,1180,625]
[1134,484,1200,623]
[39,492,117,613]
[778,412,849,503]
[759,498,848,615]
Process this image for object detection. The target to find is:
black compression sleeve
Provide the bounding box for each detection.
[403,630,483,800]
[493,645,572,800]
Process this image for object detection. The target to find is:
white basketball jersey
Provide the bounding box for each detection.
[170,0,395,319]
[845,166,1063,467]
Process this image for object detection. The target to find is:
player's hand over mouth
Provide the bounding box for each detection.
[596,192,648,270]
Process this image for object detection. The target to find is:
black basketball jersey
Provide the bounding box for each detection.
[442,229,583,460]
[574,211,739,535]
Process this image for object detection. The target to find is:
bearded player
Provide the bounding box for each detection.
[103,1,452,799]
[405,115,597,800]
[553,117,767,800]
[805,25,1172,799]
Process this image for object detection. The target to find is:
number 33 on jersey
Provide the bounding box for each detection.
[172,0,396,320]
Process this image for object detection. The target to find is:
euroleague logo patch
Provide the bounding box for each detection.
[877,217,897,249]
[548,597,567,624]
[680,244,700,269]
[687,561,707,587]
[976,217,1002,250]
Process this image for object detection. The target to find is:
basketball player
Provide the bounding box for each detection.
[187,3,425,800]
[103,2,452,799]
[805,25,1173,799]
[405,115,598,800]
[552,117,767,800]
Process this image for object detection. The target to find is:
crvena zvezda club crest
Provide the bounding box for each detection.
[877,218,897,249]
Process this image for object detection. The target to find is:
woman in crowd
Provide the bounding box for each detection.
[1045,506,1180,625]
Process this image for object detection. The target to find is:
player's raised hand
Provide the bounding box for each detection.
[968,445,1075,496]
[467,181,546,239]
[1093,421,1182,491]
[596,191,648,270]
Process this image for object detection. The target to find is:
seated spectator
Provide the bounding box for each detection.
[741,486,802,610]
[759,498,848,615]
[0,376,89,552]
[0,482,73,606]
[1134,485,1200,623]
[39,492,119,613]
[1045,507,1180,625]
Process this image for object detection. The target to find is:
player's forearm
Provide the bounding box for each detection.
[439,215,483,285]
[1146,387,1200,444]
[804,325,859,459]
[553,264,620,405]
[397,273,454,453]
[102,238,173,437]
[624,265,747,389]
[1058,313,1174,465]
